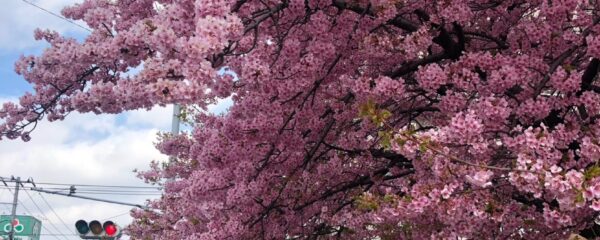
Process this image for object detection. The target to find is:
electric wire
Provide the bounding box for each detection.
[32,182,162,189]
[5,187,63,240]
[22,189,70,240]
[69,192,162,196]
[101,211,132,221]
[37,187,162,193]
[19,0,92,32]
[0,186,162,195]
[0,189,11,214]
[37,192,77,235]
[0,177,154,239]
[15,233,79,236]
[30,188,162,194]
[0,178,162,189]
[30,189,161,196]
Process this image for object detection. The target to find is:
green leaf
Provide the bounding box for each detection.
[395,138,407,147]
[383,194,397,204]
[378,131,392,149]
[354,193,379,212]
[358,104,370,117]
[379,109,392,121]
[404,129,417,136]
[575,191,584,203]
[358,99,395,126]
[418,140,429,152]
[584,165,600,181]
[358,99,376,117]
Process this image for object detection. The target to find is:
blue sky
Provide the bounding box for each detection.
[0,1,163,239]
[0,1,231,239]
[0,52,32,96]
[0,0,86,97]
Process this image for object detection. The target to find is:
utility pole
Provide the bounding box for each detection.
[171,104,181,135]
[8,177,20,240]
[168,104,181,183]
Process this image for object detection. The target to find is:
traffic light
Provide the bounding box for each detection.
[74,220,122,239]
[104,221,118,236]
[75,220,89,235]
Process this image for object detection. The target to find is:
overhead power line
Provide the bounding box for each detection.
[5,187,63,240]
[0,189,11,214]
[0,186,161,194]
[101,211,132,221]
[22,189,69,240]
[13,186,162,193]
[0,177,162,190]
[65,192,162,196]
[31,187,149,209]
[37,192,77,235]
[69,189,161,193]
[19,0,92,32]
[32,182,162,189]
[1,186,162,194]
[1,176,153,211]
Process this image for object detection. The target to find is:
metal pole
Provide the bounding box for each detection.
[8,177,20,240]
[171,104,181,135]
[167,104,181,183]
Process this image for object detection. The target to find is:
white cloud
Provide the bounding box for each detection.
[0,97,235,240]
[208,97,233,115]
[0,0,88,52]
[124,106,172,130]
[0,94,235,239]
[0,1,167,239]
[0,102,168,239]
[0,0,237,233]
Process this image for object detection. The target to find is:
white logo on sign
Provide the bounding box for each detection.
[3,219,24,233]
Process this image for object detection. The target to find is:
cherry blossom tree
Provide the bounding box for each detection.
[2,0,600,239]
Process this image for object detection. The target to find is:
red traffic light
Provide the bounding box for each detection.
[74,219,120,238]
[103,221,118,236]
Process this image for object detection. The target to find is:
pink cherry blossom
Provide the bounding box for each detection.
[466,170,493,188]
[2,0,600,239]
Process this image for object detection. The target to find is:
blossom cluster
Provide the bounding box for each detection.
[3,0,600,239]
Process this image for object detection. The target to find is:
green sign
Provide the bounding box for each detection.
[0,215,42,240]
